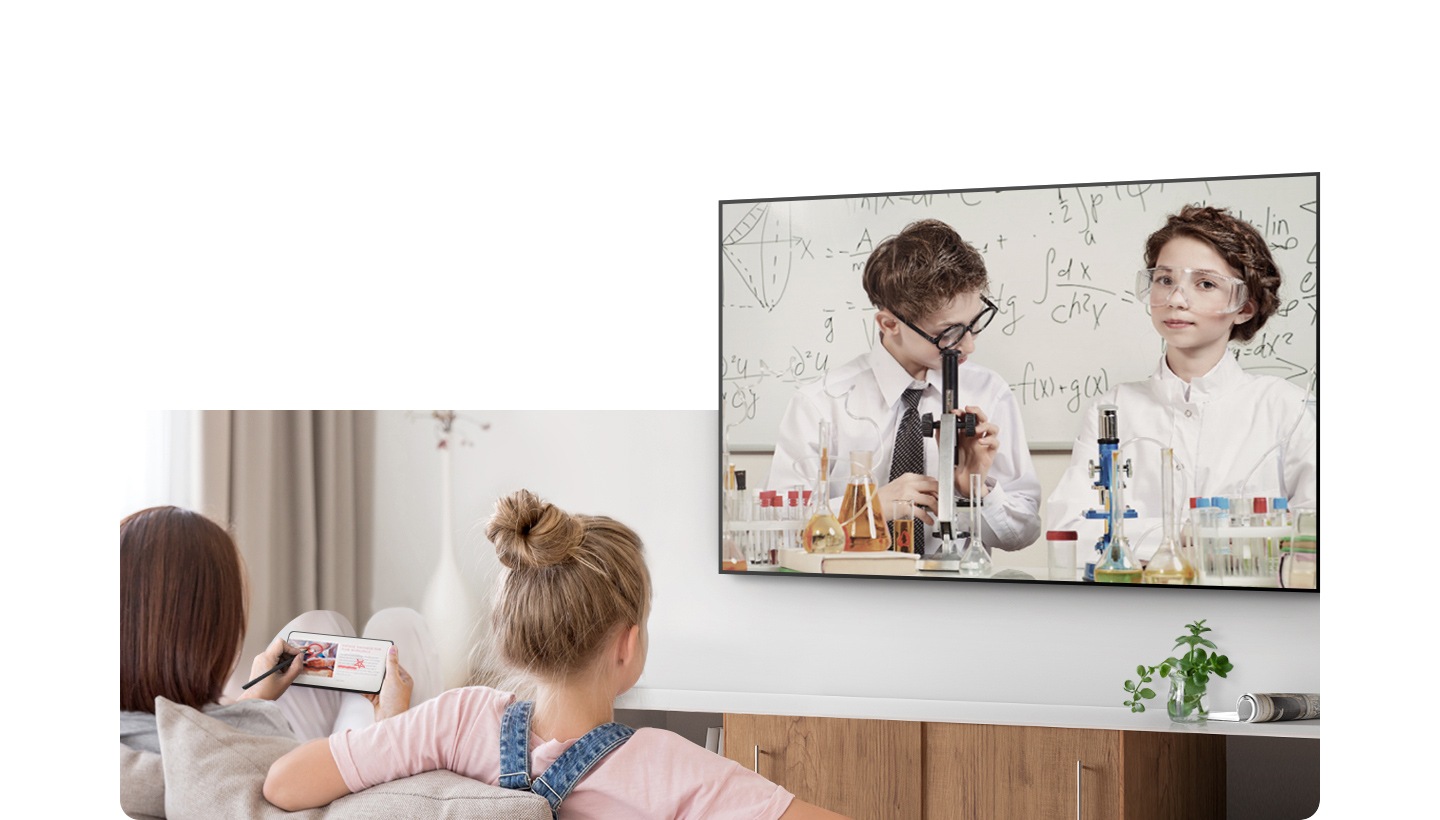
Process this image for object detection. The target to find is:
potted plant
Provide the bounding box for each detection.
[1122,619,1234,723]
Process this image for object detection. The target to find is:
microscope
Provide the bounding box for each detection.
[916,348,980,572]
[1082,404,1136,581]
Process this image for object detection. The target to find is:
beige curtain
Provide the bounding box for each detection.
[195,411,375,693]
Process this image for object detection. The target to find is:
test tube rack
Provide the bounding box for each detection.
[1192,524,1293,588]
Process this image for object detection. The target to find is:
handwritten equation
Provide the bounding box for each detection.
[721,176,1319,447]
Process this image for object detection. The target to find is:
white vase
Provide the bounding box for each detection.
[420,441,478,690]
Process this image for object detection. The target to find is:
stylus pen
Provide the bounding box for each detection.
[241,654,294,691]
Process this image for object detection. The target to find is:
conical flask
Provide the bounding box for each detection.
[1093,449,1142,583]
[1143,448,1194,584]
[839,450,890,552]
[957,473,992,576]
[802,420,846,553]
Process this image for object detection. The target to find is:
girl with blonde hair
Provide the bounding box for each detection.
[265,489,848,818]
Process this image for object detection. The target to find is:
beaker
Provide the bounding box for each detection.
[957,474,992,576]
[721,530,748,571]
[891,499,917,554]
[1047,530,1078,581]
[839,450,890,552]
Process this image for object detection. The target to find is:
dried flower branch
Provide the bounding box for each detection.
[406,410,492,450]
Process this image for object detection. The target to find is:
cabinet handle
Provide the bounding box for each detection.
[1075,759,1082,820]
[753,745,761,773]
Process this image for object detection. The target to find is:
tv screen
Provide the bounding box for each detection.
[720,173,1317,592]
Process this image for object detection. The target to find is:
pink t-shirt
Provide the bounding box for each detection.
[330,686,795,819]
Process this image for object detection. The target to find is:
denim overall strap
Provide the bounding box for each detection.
[527,721,634,817]
[498,700,536,791]
[495,699,635,818]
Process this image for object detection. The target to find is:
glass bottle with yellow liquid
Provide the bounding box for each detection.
[1143,448,1194,584]
[802,421,846,553]
[839,449,889,551]
[1094,449,1142,583]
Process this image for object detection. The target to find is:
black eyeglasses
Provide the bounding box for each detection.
[896,296,998,350]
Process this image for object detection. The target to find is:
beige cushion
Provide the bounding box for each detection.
[154,697,549,819]
[119,744,165,819]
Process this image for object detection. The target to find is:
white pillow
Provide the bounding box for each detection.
[154,697,548,819]
[119,743,165,819]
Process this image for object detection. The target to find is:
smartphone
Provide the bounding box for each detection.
[286,631,392,694]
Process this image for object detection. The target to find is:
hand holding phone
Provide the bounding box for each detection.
[363,645,414,721]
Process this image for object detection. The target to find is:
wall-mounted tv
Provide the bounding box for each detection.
[720,173,1317,592]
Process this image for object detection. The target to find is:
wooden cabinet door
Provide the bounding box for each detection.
[924,723,1120,820]
[1118,730,1225,820]
[723,713,922,820]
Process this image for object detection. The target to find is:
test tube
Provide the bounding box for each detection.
[757,492,774,564]
[1227,495,1247,573]
[734,472,748,560]
[800,490,813,550]
[1250,497,1269,574]
[787,490,800,551]
[766,493,779,564]
[1186,495,1209,573]
[1198,492,1232,582]
[1271,497,1290,527]
[1210,496,1231,578]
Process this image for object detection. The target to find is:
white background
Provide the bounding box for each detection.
[3,3,1424,817]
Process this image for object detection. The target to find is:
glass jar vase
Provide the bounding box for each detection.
[1167,668,1208,723]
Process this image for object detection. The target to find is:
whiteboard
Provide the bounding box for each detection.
[720,174,1318,449]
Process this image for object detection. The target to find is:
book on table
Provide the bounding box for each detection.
[777,548,919,576]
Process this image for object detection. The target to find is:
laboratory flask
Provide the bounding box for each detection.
[1143,448,1194,584]
[839,449,890,551]
[802,420,846,553]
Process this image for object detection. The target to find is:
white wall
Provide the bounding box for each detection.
[369,409,1317,709]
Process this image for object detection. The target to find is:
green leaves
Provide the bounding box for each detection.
[1122,619,1235,715]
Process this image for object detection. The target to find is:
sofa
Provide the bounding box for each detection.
[120,697,549,819]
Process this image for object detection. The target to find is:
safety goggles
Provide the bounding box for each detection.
[1136,267,1248,315]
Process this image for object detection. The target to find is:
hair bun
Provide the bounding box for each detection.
[486,489,583,570]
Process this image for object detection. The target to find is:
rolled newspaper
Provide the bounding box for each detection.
[1236,692,1319,722]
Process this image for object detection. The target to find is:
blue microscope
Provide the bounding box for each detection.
[1083,405,1136,582]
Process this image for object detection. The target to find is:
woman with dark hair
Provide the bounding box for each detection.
[120,506,439,754]
[1045,206,1317,570]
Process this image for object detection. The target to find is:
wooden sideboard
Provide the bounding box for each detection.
[618,689,1316,820]
[724,713,1225,820]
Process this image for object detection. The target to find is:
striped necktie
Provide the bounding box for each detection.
[889,387,926,554]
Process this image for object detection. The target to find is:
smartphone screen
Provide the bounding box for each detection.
[286,631,392,694]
